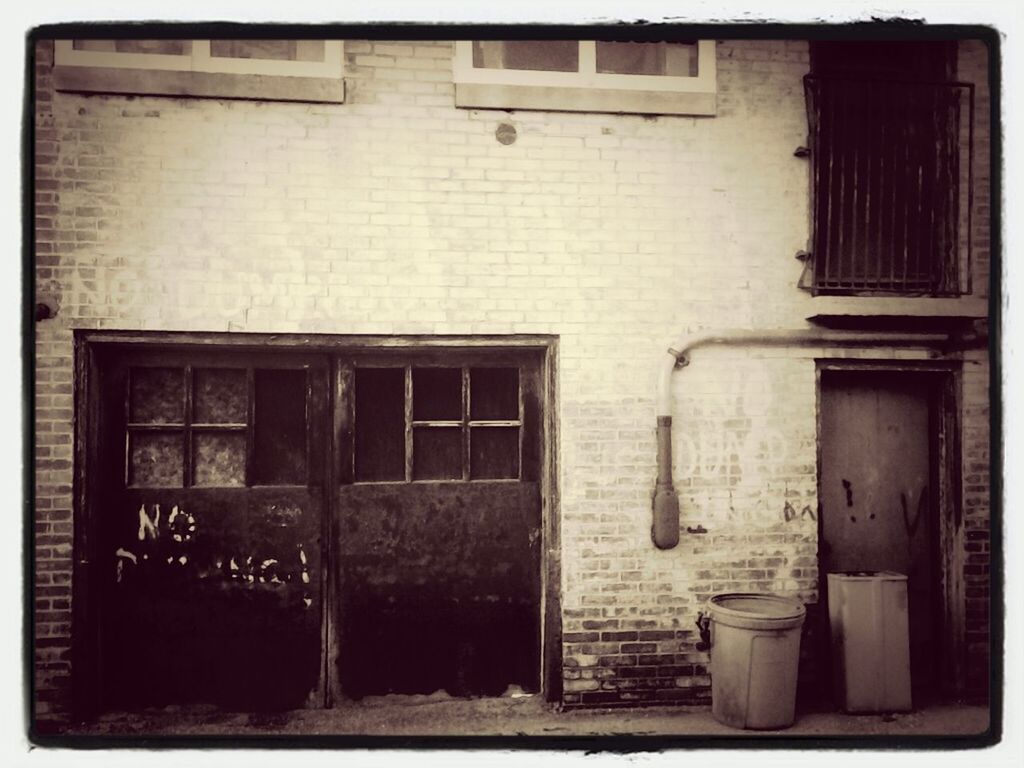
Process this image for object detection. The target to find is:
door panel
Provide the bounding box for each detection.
[820,371,938,697]
[335,353,545,698]
[337,482,541,697]
[96,352,328,711]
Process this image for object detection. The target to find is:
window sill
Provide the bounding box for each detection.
[53,65,345,104]
[454,81,715,116]
[807,294,989,321]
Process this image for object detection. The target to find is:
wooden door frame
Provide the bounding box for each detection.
[72,331,561,716]
[325,337,560,705]
[815,358,965,697]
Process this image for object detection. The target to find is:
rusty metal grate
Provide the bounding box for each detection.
[804,75,974,295]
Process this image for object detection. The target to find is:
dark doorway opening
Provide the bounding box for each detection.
[818,365,961,706]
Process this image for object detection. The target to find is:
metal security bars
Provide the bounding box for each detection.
[804,76,973,295]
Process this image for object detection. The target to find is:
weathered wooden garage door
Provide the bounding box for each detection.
[333,351,544,698]
[819,370,941,700]
[92,348,329,711]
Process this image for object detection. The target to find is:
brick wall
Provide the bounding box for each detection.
[32,37,992,719]
[33,40,74,722]
[958,39,993,698]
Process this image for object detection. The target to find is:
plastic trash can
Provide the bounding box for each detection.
[703,593,806,730]
[827,571,912,713]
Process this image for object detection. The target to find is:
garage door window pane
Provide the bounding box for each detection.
[413,428,462,480]
[355,368,406,481]
[194,368,247,424]
[193,432,246,487]
[470,367,519,421]
[412,367,462,421]
[129,432,183,487]
[254,369,308,485]
[130,367,184,424]
[470,427,519,479]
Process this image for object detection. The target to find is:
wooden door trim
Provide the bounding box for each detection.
[71,335,101,719]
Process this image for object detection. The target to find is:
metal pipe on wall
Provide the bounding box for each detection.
[651,329,951,550]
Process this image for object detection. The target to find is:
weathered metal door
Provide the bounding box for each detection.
[333,351,544,698]
[93,348,329,711]
[819,370,939,697]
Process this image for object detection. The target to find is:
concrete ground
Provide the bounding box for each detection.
[63,692,992,743]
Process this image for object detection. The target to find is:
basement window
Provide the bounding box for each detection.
[52,38,345,103]
[126,363,310,487]
[353,365,522,483]
[452,39,716,116]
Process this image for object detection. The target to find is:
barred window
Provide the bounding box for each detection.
[803,42,972,296]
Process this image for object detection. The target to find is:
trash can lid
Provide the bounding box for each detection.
[708,593,806,627]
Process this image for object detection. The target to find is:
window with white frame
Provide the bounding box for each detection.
[452,39,716,116]
[52,39,345,103]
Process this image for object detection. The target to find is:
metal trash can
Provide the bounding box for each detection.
[699,593,806,730]
[827,571,912,713]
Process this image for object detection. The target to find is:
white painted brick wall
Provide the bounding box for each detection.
[33,37,992,714]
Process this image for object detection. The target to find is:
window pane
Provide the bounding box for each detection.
[470,427,519,480]
[254,369,308,485]
[473,41,579,72]
[210,40,324,62]
[470,367,519,421]
[129,367,184,424]
[412,368,462,421]
[193,432,246,487]
[413,428,462,480]
[596,41,697,76]
[194,368,247,424]
[74,40,193,55]
[355,368,406,482]
[129,432,183,487]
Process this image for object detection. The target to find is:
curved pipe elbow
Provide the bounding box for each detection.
[652,328,950,549]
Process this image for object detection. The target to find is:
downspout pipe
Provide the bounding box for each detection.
[652,329,951,549]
